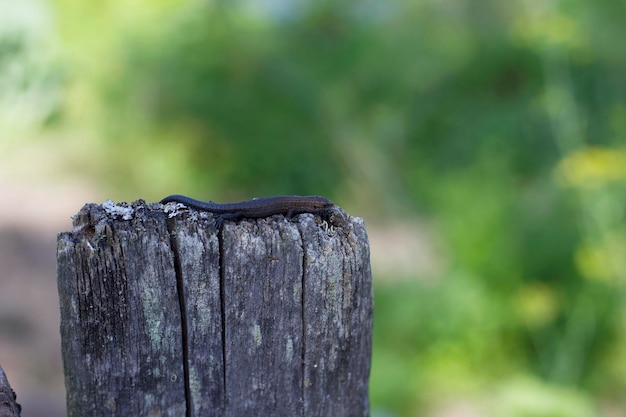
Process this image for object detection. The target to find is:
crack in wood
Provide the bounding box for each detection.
[165,218,192,417]
[217,225,227,412]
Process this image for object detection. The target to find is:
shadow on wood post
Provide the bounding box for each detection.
[56,200,373,417]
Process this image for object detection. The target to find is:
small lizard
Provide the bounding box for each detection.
[160,195,334,227]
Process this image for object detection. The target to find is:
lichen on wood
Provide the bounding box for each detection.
[57,199,372,417]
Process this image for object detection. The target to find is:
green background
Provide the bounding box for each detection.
[2,0,626,415]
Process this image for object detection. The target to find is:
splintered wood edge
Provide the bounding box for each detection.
[0,365,21,417]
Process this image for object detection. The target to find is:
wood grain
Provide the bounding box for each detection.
[57,200,372,417]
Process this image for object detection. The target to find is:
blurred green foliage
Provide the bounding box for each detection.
[6,0,626,415]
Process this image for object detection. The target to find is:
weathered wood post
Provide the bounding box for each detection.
[56,199,373,417]
[0,365,21,417]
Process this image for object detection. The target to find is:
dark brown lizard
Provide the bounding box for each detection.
[160,195,334,227]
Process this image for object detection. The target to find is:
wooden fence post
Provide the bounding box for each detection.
[0,365,21,417]
[56,200,373,417]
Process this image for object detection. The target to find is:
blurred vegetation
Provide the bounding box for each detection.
[5,0,626,415]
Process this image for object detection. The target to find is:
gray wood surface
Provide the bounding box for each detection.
[57,200,372,417]
[57,202,186,417]
[0,366,21,417]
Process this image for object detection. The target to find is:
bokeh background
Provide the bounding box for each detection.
[2,0,626,416]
